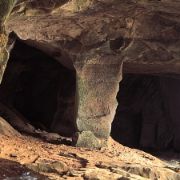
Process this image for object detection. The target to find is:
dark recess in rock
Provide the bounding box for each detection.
[111,73,180,152]
[0,38,77,137]
[110,37,124,51]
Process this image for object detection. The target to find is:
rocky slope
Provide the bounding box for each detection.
[0,118,180,180]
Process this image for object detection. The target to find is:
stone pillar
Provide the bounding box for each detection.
[74,53,122,148]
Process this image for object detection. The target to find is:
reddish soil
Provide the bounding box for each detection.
[0,133,179,179]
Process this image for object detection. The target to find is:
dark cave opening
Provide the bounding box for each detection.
[110,37,124,50]
[111,73,180,153]
[0,39,77,137]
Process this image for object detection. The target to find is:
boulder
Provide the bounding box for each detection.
[0,116,20,136]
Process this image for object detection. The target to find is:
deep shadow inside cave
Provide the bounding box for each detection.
[111,73,180,152]
[0,39,76,137]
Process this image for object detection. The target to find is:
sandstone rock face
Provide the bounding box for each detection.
[0,0,17,82]
[0,0,179,148]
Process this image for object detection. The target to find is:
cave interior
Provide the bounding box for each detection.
[112,73,180,153]
[0,38,77,137]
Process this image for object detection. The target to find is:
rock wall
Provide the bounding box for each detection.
[0,0,17,82]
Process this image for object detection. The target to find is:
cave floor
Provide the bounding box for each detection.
[0,133,180,179]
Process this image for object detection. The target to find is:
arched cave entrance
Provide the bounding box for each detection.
[111,73,180,153]
[0,38,76,137]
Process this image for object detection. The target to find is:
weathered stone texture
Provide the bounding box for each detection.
[0,0,17,83]
[0,0,180,148]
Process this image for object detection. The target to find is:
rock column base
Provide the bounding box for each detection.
[73,131,108,149]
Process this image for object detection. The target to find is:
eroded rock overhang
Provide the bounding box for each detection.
[3,0,180,148]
